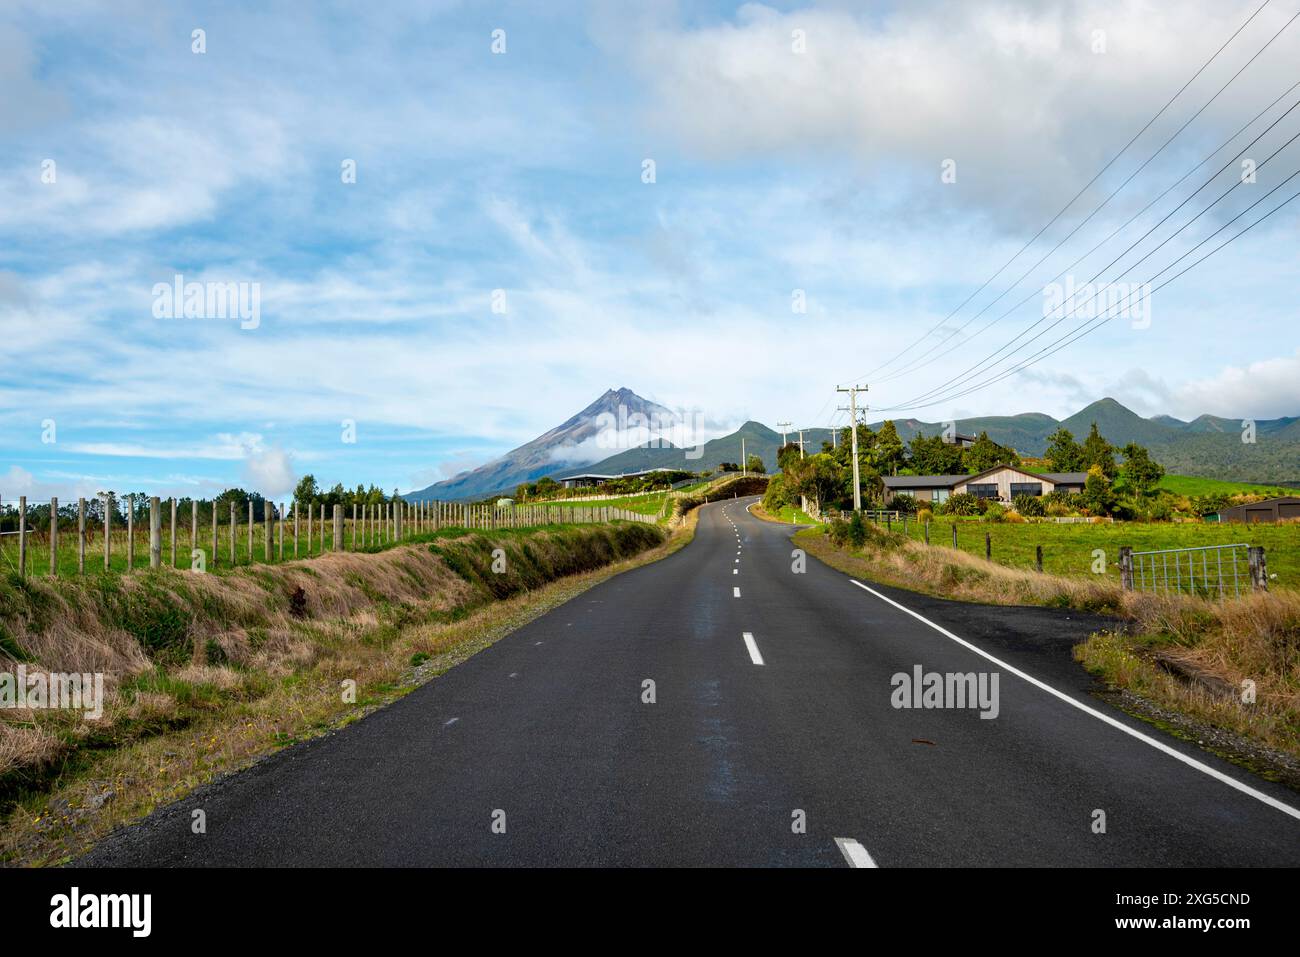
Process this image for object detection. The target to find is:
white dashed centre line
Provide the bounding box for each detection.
[742,632,764,666]
[733,587,741,597]
[733,568,738,575]
[834,837,878,868]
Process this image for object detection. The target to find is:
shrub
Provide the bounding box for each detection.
[984,502,1006,522]
[944,492,984,516]
[917,508,933,525]
[890,494,918,514]
[1012,493,1046,517]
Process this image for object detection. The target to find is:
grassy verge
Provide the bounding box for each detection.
[1,521,679,866]
[799,521,1300,776]
[750,503,820,526]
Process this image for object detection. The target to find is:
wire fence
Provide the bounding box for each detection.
[0,493,654,580]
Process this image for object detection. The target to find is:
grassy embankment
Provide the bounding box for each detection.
[797,521,1300,779]
[0,519,680,865]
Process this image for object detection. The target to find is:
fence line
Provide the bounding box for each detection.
[0,493,654,579]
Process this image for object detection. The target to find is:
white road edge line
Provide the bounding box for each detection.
[834,837,877,868]
[848,578,1300,822]
[742,631,764,666]
[733,587,741,598]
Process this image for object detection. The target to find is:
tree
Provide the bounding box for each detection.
[786,453,844,511]
[776,442,802,471]
[1081,464,1116,515]
[293,474,320,506]
[745,454,766,474]
[1044,428,1083,472]
[875,421,906,475]
[908,433,964,475]
[1080,422,1117,479]
[1120,442,1164,494]
[964,431,1019,473]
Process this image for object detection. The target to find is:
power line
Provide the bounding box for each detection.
[847,0,1277,386]
[875,11,1300,388]
[876,76,1300,390]
[880,166,1300,412]
[886,95,1300,410]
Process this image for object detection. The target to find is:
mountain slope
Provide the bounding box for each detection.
[406,388,674,501]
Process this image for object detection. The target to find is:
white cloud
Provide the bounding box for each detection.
[242,445,296,498]
[1172,349,1300,420]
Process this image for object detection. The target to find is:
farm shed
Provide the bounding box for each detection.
[1209,496,1300,524]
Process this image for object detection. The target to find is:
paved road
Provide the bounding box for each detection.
[82,497,1300,866]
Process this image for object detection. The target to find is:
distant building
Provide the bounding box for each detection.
[883,464,1088,506]
[556,467,679,490]
[948,432,978,448]
[495,497,515,508]
[1207,496,1300,523]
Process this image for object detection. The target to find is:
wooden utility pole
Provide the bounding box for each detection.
[837,384,868,511]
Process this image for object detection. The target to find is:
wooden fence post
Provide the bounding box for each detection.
[334,505,343,551]
[294,501,300,557]
[1035,544,1043,573]
[264,500,273,563]
[247,499,254,562]
[1119,546,1133,590]
[230,500,236,565]
[1248,546,1268,592]
[305,502,312,556]
[211,500,218,568]
[191,500,198,564]
[950,523,957,549]
[320,504,326,552]
[352,503,357,550]
[923,521,929,545]
[49,496,58,576]
[279,502,285,560]
[149,496,161,569]
[169,498,177,567]
[102,494,110,572]
[127,494,135,572]
[984,531,991,561]
[78,497,86,574]
[18,495,26,578]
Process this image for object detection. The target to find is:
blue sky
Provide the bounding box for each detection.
[2,0,1299,501]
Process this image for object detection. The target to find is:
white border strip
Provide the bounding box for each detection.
[848,579,1300,822]
[742,631,764,666]
[834,837,878,868]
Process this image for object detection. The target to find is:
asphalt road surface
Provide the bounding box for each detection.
[82,497,1300,867]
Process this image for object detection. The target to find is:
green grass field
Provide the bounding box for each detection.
[1156,474,1294,497]
[883,515,1299,589]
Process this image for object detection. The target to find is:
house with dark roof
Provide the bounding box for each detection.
[883,464,1088,506]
